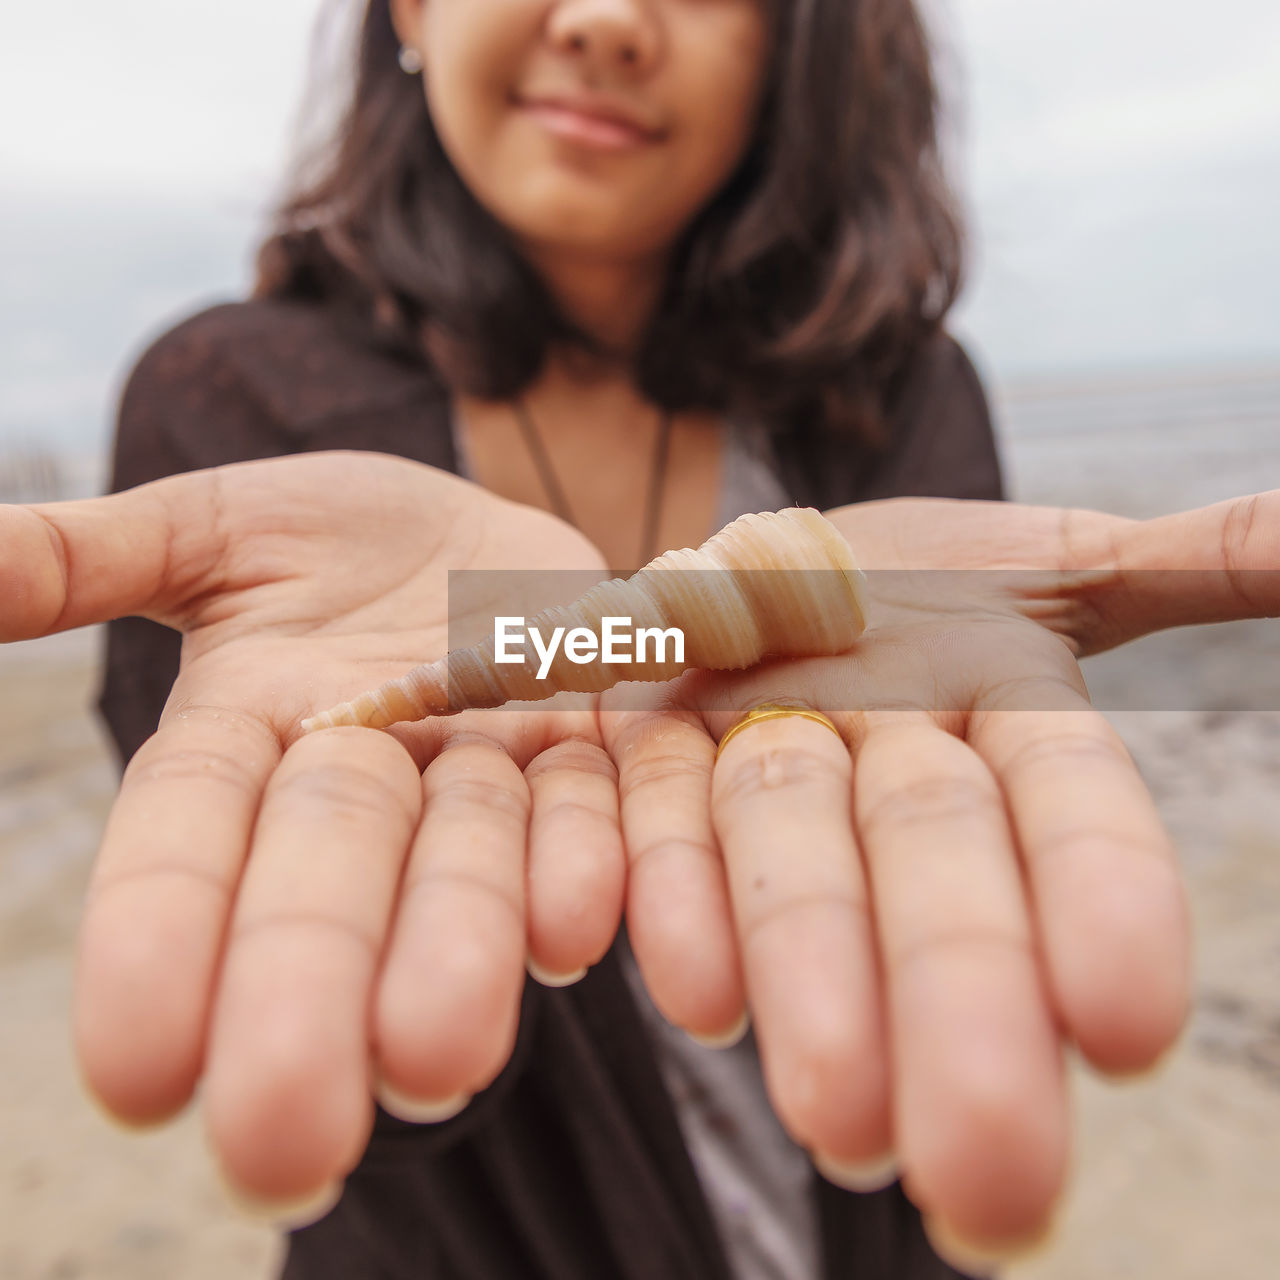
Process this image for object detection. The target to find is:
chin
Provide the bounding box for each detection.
[503,196,667,262]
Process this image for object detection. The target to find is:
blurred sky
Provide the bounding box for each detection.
[2,0,1279,451]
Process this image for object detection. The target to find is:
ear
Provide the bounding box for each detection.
[388,0,426,52]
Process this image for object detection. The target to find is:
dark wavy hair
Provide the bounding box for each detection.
[255,0,963,448]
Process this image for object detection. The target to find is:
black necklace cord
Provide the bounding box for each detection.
[513,397,674,567]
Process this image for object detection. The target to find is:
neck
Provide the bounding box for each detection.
[522,243,668,357]
[525,347,647,417]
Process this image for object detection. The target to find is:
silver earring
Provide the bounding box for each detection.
[398,45,424,75]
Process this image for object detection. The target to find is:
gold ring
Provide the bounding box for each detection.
[715,702,843,760]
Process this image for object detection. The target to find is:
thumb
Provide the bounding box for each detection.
[1075,490,1280,655]
[0,470,220,641]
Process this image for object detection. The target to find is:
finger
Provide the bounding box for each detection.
[201,728,421,1204]
[1124,488,1280,581]
[0,453,492,644]
[711,711,894,1180]
[73,700,281,1127]
[524,738,625,986]
[1062,491,1280,653]
[373,737,529,1119]
[603,701,744,1042]
[967,692,1191,1075]
[855,711,1068,1247]
[0,475,222,639]
[393,694,599,774]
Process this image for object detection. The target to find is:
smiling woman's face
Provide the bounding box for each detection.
[390,0,772,263]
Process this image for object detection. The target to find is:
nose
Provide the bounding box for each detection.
[547,0,660,73]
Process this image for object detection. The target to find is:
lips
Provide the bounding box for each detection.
[515,91,663,148]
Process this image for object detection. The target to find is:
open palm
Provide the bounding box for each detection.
[602,491,1278,1260]
[3,451,625,1215]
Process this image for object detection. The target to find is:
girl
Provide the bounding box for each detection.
[88,1,1196,1276]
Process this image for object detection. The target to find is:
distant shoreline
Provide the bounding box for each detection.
[994,359,1280,405]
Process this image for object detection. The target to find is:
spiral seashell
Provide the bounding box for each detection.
[301,507,868,732]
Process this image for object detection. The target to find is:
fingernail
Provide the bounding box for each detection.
[687,1009,750,1049]
[922,1213,1055,1273]
[525,955,588,988]
[813,1149,899,1193]
[219,1171,344,1230]
[1095,1041,1181,1083]
[374,1076,471,1124]
[78,1082,188,1134]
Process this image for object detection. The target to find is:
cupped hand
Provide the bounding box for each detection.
[1,452,625,1215]
[600,490,1278,1265]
